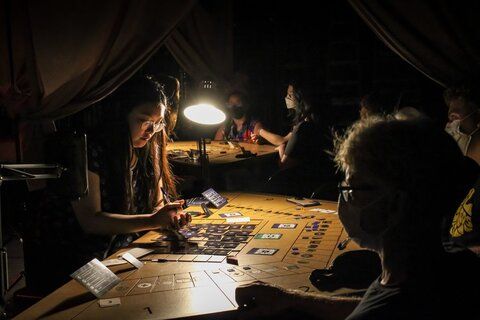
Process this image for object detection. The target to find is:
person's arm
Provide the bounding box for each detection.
[214,125,226,140]
[71,170,185,235]
[280,152,289,163]
[236,282,360,320]
[253,121,263,135]
[258,128,292,146]
[250,121,264,143]
[275,143,287,159]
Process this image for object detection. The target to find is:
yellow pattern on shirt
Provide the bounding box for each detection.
[450,188,474,237]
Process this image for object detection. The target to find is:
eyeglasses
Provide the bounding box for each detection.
[338,181,376,202]
[141,119,166,133]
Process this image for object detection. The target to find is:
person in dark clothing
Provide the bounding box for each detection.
[252,81,336,197]
[236,115,480,320]
[443,81,480,165]
[254,81,330,169]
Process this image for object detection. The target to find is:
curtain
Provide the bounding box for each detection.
[349,0,480,87]
[166,0,233,85]
[0,0,196,121]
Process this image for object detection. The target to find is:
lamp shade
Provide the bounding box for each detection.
[184,104,226,125]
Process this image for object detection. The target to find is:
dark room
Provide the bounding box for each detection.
[1,0,479,319]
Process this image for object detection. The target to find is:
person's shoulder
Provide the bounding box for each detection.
[346,278,400,320]
[296,121,328,140]
[297,119,320,131]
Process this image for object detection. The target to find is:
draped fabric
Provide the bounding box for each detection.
[166,0,234,85]
[349,0,480,87]
[0,0,196,121]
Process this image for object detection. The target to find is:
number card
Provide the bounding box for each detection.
[254,233,283,240]
[71,259,120,298]
[247,248,279,256]
[219,212,242,218]
[272,223,297,229]
[202,188,228,209]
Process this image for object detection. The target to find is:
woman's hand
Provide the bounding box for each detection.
[251,128,265,144]
[151,200,191,230]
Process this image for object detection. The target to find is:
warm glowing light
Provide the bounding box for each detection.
[184,104,226,125]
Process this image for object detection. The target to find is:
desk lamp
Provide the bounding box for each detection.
[184,81,226,186]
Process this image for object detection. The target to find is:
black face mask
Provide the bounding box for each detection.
[231,105,246,119]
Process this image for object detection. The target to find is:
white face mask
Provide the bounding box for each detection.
[285,97,298,109]
[445,120,471,155]
[445,110,478,155]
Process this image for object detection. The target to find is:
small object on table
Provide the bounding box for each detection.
[201,203,213,217]
[226,256,239,265]
[235,147,256,158]
[202,188,228,209]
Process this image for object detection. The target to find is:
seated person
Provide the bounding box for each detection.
[27,74,190,293]
[214,91,262,142]
[236,115,480,319]
[253,81,332,170]
[444,81,480,165]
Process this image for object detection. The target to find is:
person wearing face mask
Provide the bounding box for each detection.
[251,81,336,198]
[443,83,480,252]
[252,81,332,168]
[444,83,480,165]
[250,83,301,160]
[214,92,263,142]
[235,115,480,320]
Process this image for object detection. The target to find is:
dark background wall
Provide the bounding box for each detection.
[56,0,445,136]
[230,0,444,131]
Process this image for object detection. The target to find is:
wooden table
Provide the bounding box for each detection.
[167,141,279,191]
[167,140,277,166]
[15,192,362,320]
